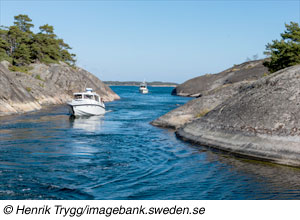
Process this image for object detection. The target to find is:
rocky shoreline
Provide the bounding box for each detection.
[175,65,300,166]
[152,60,300,167]
[175,127,300,167]
[151,81,247,129]
[0,61,120,116]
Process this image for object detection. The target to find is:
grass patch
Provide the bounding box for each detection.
[25,87,31,92]
[245,65,254,69]
[35,74,45,81]
[8,65,33,74]
[196,109,211,118]
[0,56,12,64]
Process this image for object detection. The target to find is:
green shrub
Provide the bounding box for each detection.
[35,74,44,81]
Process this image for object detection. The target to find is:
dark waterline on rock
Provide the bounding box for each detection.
[1,86,300,199]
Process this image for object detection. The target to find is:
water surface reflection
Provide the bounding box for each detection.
[69,116,104,133]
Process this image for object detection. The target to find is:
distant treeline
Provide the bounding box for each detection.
[0,14,75,67]
[104,81,178,86]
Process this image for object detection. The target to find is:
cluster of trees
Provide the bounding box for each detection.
[0,14,75,66]
[264,22,300,73]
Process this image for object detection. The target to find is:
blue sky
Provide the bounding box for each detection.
[0,0,299,83]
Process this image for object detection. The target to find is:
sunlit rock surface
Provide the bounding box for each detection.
[176,65,300,167]
[0,61,119,115]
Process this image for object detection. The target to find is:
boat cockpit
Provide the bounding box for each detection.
[73,93,101,102]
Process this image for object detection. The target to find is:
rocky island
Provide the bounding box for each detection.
[152,21,300,167]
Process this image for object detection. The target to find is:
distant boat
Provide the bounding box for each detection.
[67,88,105,116]
[139,81,149,94]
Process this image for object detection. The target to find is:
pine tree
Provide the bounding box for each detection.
[0,14,76,66]
[0,28,11,62]
[13,14,34,33]
[13,43,31,65]
[264,22,300,73]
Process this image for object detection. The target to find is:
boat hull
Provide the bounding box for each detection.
[68,104,105,116]
[139,88,148,94]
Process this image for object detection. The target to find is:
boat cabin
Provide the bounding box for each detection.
[73,88,101,102]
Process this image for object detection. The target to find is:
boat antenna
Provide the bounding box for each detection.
[82,79,104,92]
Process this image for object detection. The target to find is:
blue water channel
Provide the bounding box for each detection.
[1,86,300,199]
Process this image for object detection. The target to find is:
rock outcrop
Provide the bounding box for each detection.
[172,59,268,97]
[151,82,247,129]
[152,59,269,129]
[0,61,120,116]
[176,65,300,167]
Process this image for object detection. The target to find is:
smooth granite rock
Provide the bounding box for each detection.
[0,61,120,115]
[176,65,300,167]
[152,59,269,129]
[172,59,268,97]
[151,82,248,129]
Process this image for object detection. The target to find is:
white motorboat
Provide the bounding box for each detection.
[139,81,149,94]
[67,88,105,116]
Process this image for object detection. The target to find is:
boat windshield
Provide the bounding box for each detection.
[84,94,94,99]
[74,94,82,99]
[94,95,100,102]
